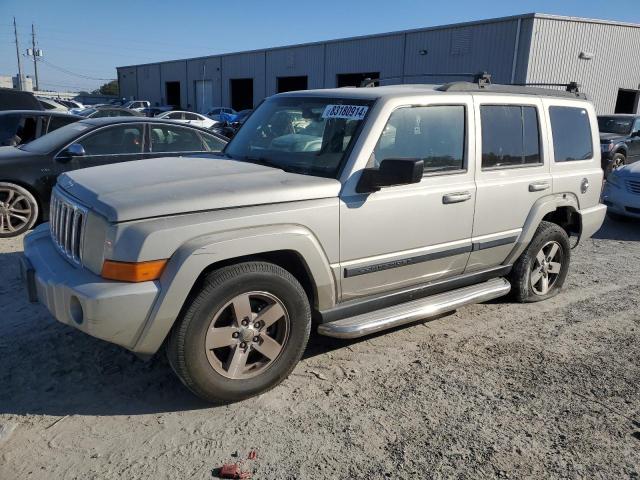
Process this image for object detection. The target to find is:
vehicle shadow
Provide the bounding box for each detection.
[592,215,640,241]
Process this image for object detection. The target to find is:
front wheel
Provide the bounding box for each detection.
[167,261,311,403]
[605,153,625,177]
[0,182,39,238]
[509,221,571,302]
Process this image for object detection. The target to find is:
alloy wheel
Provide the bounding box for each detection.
[0,186,33,235]
[204,291,290,379]
[530,241,563,296]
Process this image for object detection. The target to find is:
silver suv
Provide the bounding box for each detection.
[21,83,606,403]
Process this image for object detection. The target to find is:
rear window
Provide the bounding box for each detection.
[549,106,593,162]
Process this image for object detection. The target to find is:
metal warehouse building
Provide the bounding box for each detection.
[117,13,640,115]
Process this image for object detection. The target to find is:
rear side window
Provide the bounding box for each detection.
[481,105,541,169]
[549,106,593,162]
[149,124,205,152]
[373,105,466,173]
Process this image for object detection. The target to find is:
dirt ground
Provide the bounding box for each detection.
[0,218,639,480]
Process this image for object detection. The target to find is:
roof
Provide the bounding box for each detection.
[77,117,228,137]
[0,110,82,118]
[117,13,640,70]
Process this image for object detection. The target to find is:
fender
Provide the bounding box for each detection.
[132,224,336,355]
[503,193,580,265]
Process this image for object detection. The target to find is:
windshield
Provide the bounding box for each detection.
[77,108,96,117]
[224,96,373,178]
[598,116,633,135]
[19,121,92,154]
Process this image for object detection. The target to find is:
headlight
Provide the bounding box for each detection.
[601,143,613,152]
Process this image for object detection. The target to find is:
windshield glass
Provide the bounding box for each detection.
[19,121,92,154]
[224,96,374,178]
[598,116,633,135]
[77,108,96,117]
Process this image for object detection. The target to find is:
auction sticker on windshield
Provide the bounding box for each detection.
[322,105,369,120]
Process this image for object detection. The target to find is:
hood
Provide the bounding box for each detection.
[599,132,626,143]
[0,145,39,163]
[58,155,341,222]
[614,160,640,177]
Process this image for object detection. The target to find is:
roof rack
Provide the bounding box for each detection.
[438,77,586,99]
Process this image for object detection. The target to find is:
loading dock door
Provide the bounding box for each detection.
[195,79,213,113]
[614,89,640,114]
[277,76,308,93]
[230,78,253,111]
[165,81,181,109]
[337,72,380,88]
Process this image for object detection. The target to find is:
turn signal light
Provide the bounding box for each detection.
[101,259,168,282]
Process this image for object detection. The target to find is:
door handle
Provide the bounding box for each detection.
[442,192,472,204]
[529,182,550,192]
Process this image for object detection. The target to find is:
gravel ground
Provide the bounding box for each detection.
[0,218,639,480]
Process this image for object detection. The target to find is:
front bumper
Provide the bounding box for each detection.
[22,225,160,350]
[602,182,640,219]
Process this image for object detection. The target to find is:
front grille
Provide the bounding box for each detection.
[627,180,640,195]
[49,189,88,265]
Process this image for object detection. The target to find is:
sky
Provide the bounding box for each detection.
[1,0,639,93]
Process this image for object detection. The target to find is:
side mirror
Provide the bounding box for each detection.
[58,143,85,162]
[632,130,640,138]
[356,158,424,194]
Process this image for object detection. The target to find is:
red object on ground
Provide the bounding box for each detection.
[247,450,257,460]
[218,463,251,479]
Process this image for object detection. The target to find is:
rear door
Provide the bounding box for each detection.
[469,96,550,272]
[629,118,640,162]
[544,99,603,210]
[144,123,208,159]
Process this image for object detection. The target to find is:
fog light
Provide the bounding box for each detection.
[69,296,84,325]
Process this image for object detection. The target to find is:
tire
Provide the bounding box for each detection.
[605,153,626,177]
[167,261,311,403]
[509,221,571,303]
[0,182,39,238]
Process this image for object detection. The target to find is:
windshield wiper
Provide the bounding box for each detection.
[240,156,287,171]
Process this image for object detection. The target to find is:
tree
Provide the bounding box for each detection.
[92,80,119,96]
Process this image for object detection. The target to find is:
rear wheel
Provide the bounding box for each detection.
[0,182,39,238]
[509,221,570,302]
[167,261,311,403]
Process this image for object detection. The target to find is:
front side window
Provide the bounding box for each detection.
[481,105,541,169]
[79,125,143,156]
[372,105,465,173]
[150,124,205,152]
[598,116,633,135]
[224,96,373,178]
[549,106,593,162]
[166,112,183,120]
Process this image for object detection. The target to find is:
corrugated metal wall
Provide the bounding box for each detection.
[266,44,324,95]
[117,15,639,113]
[527,17,640,113]
[186,57,222,111]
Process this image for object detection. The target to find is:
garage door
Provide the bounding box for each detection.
[195,80,214,114]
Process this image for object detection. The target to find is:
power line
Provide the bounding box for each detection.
[39,58,114,81]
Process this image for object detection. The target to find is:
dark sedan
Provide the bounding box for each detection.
[598,114,640,175]
[1,110,82,146]
[0,117,227,238]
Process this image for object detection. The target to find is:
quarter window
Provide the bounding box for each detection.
[481,105,541,168]
[373,105,466,173]
[79,125,143,156]
[549,106,593,162]
[201,133,226,152]
[150,125,205,152]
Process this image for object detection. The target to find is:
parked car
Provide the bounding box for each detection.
[54,99,84,110]
[123,100,151,111]
[206,107,236,122]
[0,110,82,146]
[156,110,217,129]
[140,105,174,117]
[598,114,640,175]
[37,98,69,112]
[211,109,253,139]
[602,162,640,220]
[76,106,144,118]
[20,83,606,403]
[0,88,43,111]
[0,117,227,237]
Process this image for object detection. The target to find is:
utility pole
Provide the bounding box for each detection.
[13,17,24,90]
[31,24,39,91]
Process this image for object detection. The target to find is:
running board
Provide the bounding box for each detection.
[317,278,511,339]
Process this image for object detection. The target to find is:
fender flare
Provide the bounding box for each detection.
[503,193,580,265]
[132,224,336,355]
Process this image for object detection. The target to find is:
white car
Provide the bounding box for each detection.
[122,100,151,111]
[602,162,640,221]
[156,110,217,129]
[38,98,69,112]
